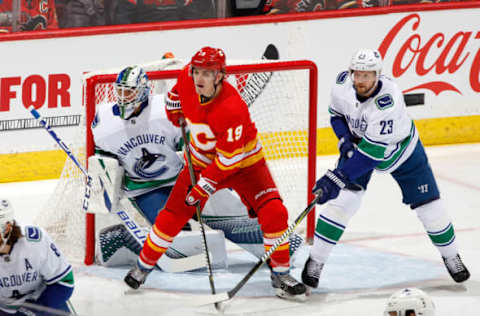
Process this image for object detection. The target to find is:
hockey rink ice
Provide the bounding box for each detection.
[2,143,480,316]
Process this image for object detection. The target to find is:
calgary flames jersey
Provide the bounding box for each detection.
[0,0,58,32]
[171,66,264,184]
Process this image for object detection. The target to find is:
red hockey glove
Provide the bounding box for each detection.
[185,177,217,206]
[165,91,184,127]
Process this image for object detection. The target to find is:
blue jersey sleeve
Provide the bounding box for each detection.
[330,116,352,140]
[339,150,379,181]
[34,283,73,312]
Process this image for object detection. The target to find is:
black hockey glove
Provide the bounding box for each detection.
[312,169,348,204]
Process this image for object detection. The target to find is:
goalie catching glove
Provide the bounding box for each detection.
[185,177,217,206]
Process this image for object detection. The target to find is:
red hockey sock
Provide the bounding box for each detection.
[257,199,290,270]
[138,224,174,268]
[264,230,290,271]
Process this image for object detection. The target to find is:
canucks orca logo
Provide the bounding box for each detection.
[375,94,394,110]
[134,148,168,178]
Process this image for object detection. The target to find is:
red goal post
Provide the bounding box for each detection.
[83,60,318,265]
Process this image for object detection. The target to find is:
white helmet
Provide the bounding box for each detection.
[114,65,150,119]
[349,48,383,78]
[384,288,435,316]
[0,199,15,245]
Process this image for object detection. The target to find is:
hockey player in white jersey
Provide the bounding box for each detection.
[0,199,74,315]
[301,48,470,289]
[91,64,303,267]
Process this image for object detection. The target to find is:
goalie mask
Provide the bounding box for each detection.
[384,288,435,316]
[114,66,150,119]
[0,199,15,248]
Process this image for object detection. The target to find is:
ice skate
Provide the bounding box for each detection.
[443,254,470,283]
[270,270,307,302]
[124,261,152,289]
[301,256,324,289]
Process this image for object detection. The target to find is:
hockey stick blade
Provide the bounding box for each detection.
[242,44,279,108]
[194,193,322,306]
[29,106,205,273]
[188,292,230,307]
[158,252,212,273]
[262,43,279,60]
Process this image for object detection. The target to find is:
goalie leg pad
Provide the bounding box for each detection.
[96,224,145,267]
[166,230,227,270]
[203,215,303,259]
[87,155,124,214]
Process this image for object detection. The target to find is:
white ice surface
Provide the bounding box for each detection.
[1,143,480,315]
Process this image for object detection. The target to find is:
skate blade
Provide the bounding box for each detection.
[305,286,312,297]
[275,288,308,302]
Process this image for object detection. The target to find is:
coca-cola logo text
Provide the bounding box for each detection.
[378,14,480,95]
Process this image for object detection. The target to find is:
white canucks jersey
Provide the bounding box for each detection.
[92,94,184,197]
[0,226,72,313]
[329,72,419,173]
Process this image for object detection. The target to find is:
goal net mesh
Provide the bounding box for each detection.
[35,58,317,264]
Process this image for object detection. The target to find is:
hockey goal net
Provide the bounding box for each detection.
[35,58,318,265]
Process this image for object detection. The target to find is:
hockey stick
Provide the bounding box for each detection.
[179,119,219,310]
[66,299,77,316]
[192,193,322,306]
[0,297,71,316]
[29,107,93,214]
[241,43,279,107]
[28,106,205,273]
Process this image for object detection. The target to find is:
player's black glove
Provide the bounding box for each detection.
[312,169,348,204]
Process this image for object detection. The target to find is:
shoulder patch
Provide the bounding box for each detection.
[375,94,394,110]
[25,226,42,242]
[91,113,99,129]
[112,104,121,116]
[336,71,349,84]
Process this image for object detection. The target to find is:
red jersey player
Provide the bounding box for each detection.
[124,46,307,301]
[0,0,58,32]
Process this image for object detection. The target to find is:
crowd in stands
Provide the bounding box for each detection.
[0,0,475,33]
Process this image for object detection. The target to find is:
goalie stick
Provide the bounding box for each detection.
[0,297,73,316]
[241,43,279,107]
[28,106,206,273]
[192,193,322,306]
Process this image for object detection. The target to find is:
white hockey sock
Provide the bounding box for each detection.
[415,199,458,258]
[310,190,363,263]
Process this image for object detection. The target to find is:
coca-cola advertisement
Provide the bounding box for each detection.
[378,12,480,119]
[0,3,478,155]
